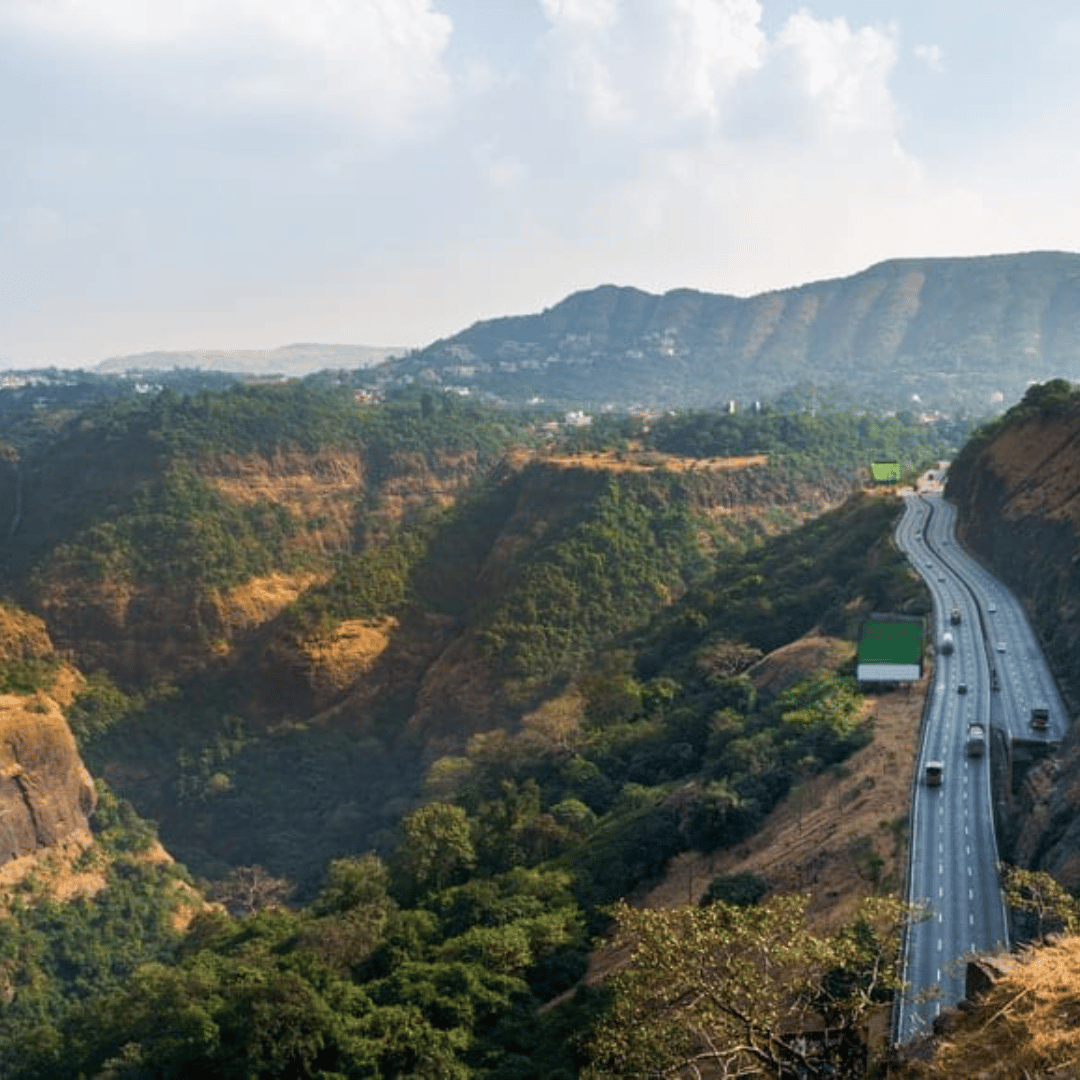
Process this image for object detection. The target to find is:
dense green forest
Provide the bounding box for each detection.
[0,376,972,1076]
[0,485,932,1077]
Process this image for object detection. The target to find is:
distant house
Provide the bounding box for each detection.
[869,461,901,484]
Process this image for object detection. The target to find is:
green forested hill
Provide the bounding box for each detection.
[0,379,965,1077]
[366,251,1080,413]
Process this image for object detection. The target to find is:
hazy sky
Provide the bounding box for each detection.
[3,0,1080,366]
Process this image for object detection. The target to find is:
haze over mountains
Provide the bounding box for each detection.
[94,342,406,377]
[75,252,1080,417]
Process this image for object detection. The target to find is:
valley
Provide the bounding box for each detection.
[0,375,1076,1076]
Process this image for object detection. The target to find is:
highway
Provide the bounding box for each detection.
[892,482,1022,1044]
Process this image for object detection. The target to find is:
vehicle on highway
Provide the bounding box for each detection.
[925,761,944,786]
[997,642,1006,652]
[988,603,996,612]
[941,632,954,655]
[951,608,961,625]
[958,683,967,694]
[966,723,986,757]
[1031,707,1050,731]
[938,575,946,582]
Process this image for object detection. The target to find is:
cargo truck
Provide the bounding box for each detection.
[925,761,944,786]
[966,723,986,757]
[940,632,954,655]
[950,608,961,625]
[1031,707,1050,731]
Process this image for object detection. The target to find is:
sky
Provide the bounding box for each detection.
[3,0,1080,367]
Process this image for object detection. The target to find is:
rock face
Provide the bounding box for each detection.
[946,395,1080,887]
[0,695,96,865]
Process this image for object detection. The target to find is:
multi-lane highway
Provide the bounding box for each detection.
[889,476,1069,1044]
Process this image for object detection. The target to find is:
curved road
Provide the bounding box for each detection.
[892,486,1023,1044]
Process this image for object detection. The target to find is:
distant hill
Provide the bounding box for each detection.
[95,342,407,376]
[363,251,1080,414]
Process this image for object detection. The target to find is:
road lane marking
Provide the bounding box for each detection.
[970,914,974,925]
[938,939,943,951]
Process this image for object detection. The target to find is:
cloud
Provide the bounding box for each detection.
[538,0,900,142]
[2,0,454,137]
[539,0,626,124]
[913,43,944,72]
[771,12,898,138]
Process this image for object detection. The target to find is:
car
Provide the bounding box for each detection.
[988,603,996,612]
[958,683,968,694]
[938,576,946,582]
[997,642,1006,652]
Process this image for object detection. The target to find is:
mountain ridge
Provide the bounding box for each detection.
[364,250,1080,413]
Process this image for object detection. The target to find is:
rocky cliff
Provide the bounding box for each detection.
[946,386,1080,886]
[0,606,97,868]
[0,694,96,866]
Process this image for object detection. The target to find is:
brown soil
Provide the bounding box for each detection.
[211,571,323,644]
[300,617,397,695]
[523,450,770,474]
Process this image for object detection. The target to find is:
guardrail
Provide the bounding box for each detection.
[890,495,937,1048]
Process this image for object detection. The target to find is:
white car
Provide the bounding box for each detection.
[997,642,1006,653]
[988,603,996,612]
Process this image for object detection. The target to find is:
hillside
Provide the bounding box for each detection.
[365,251,1080,413]
[0,379,977,1076]
[946,379,1080,890]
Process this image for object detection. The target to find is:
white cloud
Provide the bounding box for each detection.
[914,43,944,72]
[540,0,626,124]
[538,1,897,140]
[658,0,765,122]
[771,12,898,138]
[3,0,454,136]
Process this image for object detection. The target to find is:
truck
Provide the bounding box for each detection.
[966,723,986,757]
[925,761,944,786]
[940,632,954,655]
[950,608,961,625]
[1031,707,1050,731]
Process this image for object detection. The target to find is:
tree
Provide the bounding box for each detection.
[206,865,294,917]
[585,894,830,1078]
[1001,865,1080,943]
[393,803,476,902]
[585,893,916,1079]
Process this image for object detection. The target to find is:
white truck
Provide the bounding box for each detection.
[966,723,986,757]
[940,632,954,655]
